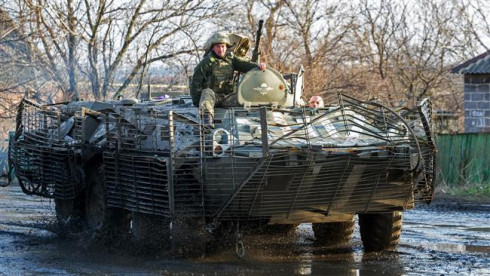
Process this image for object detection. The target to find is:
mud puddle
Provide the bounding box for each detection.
[1,184,489,275]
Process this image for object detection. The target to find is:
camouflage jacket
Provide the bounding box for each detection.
[190,51,258,106]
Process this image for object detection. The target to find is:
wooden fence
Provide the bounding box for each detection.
[436,133,490,186]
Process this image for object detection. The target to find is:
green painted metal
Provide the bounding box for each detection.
[436,133,490,186]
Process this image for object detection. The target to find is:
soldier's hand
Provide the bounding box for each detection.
[258,63,266,71]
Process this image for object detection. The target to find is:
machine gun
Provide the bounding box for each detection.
[251,20,264,63]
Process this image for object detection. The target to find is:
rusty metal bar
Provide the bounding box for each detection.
[167,110,175,214]
[259,107,269,157]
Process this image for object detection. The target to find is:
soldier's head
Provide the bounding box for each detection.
[308,96,324,108]
[205,32,231,58]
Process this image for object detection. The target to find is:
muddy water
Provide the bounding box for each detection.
[1,184,489,275]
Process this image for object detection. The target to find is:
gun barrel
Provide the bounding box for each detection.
[252,19,264,62]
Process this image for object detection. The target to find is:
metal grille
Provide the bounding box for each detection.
[10,93,435,223]
[208,153,413,221]
[104,107,205,217]
[11,99,81,199]
[412,99,437,203]
[102,95,435,221]
[104,152,170,216]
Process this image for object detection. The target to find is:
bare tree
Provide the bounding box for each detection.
[5,0,229,101]
[456,0,490,53]
[340,0,483,110]
[281,0,354,99]
[1,0,489,111]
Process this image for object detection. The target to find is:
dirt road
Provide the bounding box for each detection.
[1,184,489,275]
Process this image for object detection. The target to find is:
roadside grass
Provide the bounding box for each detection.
[436,182,490,203]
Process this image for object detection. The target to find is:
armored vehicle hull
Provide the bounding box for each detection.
[7,70,435,254]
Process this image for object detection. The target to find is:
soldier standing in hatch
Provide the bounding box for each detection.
[190,32,266,125]
[308,95,324,108]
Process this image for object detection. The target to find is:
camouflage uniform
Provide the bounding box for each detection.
[190,51,258,109]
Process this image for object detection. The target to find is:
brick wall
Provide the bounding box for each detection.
[464,74,490,132]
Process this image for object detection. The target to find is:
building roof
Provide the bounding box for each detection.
[451,50,490,74]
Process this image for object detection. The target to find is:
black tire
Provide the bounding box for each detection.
[55,197,84,235]
[358,211,402,252]
[132,212,171,247]
[313,215,355,245]
[84,164,130,243]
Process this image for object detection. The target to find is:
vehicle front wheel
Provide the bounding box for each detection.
[313,215,355,245]
[54,196,84,235]
[84,164,130,244]
[358,211,402,251]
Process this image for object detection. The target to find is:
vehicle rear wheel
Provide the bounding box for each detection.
[358,211,402,251]
[84,164,130,243]
[313,215,355,245]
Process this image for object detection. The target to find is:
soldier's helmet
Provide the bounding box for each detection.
[204,32,232,52]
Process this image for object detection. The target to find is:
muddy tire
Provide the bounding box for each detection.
[132,212,171,248]
[358,211,402,251]
[313,215,355,245]
[84,164,130,243]
[55,197,84,235]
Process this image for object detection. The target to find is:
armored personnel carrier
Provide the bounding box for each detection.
[5,31,435,255]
